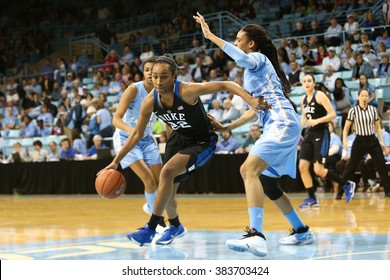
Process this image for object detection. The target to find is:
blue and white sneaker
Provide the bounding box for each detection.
[299,197,320,208]
[155,224,187,245]
[343,181,356,203]
[279,226,315,245]
[226,227,267,257]
[127,224,156,246]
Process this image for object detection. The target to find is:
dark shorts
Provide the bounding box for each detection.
[164,131,218,183]
[299,128,330,164]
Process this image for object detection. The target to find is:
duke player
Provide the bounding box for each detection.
[104,55,260,246]
[194,12,314,257]
[299,74,353,208]
[112,59,163,218]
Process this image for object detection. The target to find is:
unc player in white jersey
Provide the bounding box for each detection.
[195,13,314,257]
[112,59,163,219]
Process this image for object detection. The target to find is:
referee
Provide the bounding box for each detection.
[339,89,390,198]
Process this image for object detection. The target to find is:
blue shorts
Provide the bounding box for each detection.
[250,109,300,178]
[113,130,162,169]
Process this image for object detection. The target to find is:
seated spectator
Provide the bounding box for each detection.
[84,134,107,159]
[235,124,261,154]
[324,18,343,47]
[288,61,303,86]
[323,66,337,92]
[291,21,307,39]
[221,98,240,124]
[60,138,78,160]
[363,11,379,40]
[362,43,378,68]
[344,14,359,43]
[72,128,87,156]
[356,32,375,54]
[37,104,53,127]
[96,101,113,147]
[108,72,122,96]
[36,119,51,137]
[120,44,135,65]
[46,141,61,162]
[139,44,155,64]
[191,57,208,82]
[358,74,377,107]
[19,115,38,138]
[2,106,20,129]
[177,65,192,82]
[322,47,341,72]
[352,53,374,80]
[316,45,329,66]
[376,52,390,78]
[374,28,390,49]
[4,142,29,163]
[63,72,75,92]
[215,129,240,154]
[29,140,49,162]
[340,47,356,71]
[301,43,317,66]
[208,99,223,122]
[332,87,352,128]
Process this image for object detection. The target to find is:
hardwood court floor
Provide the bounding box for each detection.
[0,193,389,260]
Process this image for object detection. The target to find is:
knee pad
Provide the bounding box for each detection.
[260,174,284,200]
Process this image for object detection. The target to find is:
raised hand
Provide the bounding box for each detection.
[193,12,212,39]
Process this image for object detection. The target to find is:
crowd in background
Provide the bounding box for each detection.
[0,0,389,193]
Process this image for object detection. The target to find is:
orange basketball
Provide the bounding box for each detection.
[95,169,126,199]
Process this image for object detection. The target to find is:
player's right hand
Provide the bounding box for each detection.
[97,162,118,176]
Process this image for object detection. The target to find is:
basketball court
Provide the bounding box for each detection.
[1,192,389,260]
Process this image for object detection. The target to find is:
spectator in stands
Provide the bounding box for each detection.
[30,140,49,162]
[2,106,20,129]
[301,43,317,66]
[356,32,375,53]
[316,45,329,66]
[308,20,324,44]
[139,44,155,64]
[40,57,55,76]
[51,82,62,101]
[191,57,208,82]
[96,101,113,147]
[19,115,38,138]
[291,21,307,39]
[374,28,390,49]
[36,119,51,137]
[29,78,42,96]
[51,118,64,136]
[54,58,67,85]
[221,98,240,124]
[4,142,28,163]
[190,39,204,59]
[208,99,223,122]
[363,11,379,40]
[362,43,378,68]
[96,23,113,57]
[40,74,54,93]
[211,49,227,72]
[288,61,303,86]
[72,128,87,156]
[287,40,302,59]
[46,141,60,162]
[216,129,240,154]
[235,124,261,154]
[352,52,374,80]
[108,72,122,95]
[60,138,78,160]
[37,104,53,127]
[177,65,192,82]
[332,87,353,128]
[335,77,354,106]
[120,44,135,65]
[63,72,75,92]
[102,50,119,74]
[322,46,341,72]
[376,52,390,78]
[324,18,343,47]
[358,74,377,107]
[340,47,356,70]
[323,66,337,92]
[344,14,359,43]
[84,134,107,160]
[75,49,90,78]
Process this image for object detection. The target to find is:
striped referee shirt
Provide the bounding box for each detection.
[347,105,379,136]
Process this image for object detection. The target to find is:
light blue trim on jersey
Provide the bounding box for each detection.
[222,44,301,178]
[119,81,155,139]
[113,130,162,169]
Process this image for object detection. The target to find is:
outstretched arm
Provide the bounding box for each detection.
[194,12,257,70]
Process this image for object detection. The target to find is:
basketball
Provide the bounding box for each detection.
[95,169,126,199]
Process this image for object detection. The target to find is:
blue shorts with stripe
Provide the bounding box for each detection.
[113,130,162,169]
[299,128,330,164]
[164,131,218,183]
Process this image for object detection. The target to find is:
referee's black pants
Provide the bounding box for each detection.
[342,135,390,193]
